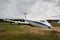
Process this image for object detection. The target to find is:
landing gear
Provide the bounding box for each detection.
[18,23,20,25]
[10,22,13,24]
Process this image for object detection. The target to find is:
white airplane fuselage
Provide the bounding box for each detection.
[25,20,52,28]
[3,19,53,28]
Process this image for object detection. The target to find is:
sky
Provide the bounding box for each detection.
[0,0,60,20]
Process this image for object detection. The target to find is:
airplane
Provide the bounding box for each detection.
[3,18,53,28]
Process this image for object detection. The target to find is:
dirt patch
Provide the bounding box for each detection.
[53,27,60,32]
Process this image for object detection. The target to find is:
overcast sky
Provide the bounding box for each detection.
[0,0,60,20]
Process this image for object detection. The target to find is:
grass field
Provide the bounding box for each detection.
[0,22,60,40]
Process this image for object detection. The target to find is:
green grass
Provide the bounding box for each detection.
[51,23,60,27]
[0,22,60,40]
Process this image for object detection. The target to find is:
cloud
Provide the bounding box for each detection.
[27,0,60,20]
[0,0,60,20]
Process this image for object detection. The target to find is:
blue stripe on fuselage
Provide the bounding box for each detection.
[26,20,51,28]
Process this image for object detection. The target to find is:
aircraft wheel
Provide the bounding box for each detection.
[10,22,13,24]
[18,23,20,25]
